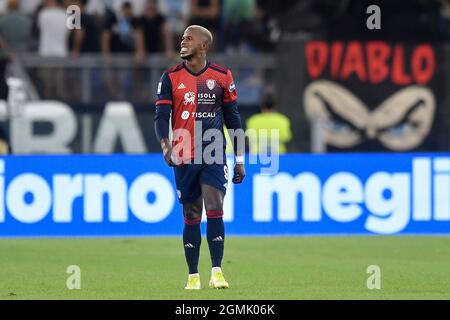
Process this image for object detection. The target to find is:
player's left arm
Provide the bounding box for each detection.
[222,69,246,184]
[154,72,175,167]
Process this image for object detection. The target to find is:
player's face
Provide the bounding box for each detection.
[180,29,203,60]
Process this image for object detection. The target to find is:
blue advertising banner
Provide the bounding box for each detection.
[0,154,449,237]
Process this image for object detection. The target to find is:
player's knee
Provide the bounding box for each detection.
[204,201,223,214]
[184,206,202,225]
[204,197,223,218]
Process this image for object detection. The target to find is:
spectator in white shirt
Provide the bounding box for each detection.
[37,0,70,100]
[37,0,70,57]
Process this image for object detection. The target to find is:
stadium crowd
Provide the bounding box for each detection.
[1,0,450,61]
[0,0,275,60]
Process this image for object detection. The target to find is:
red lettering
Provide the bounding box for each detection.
[340,41,367,82]
[305,41,328,79]
[330,42,344,78]
[366,41,390,84]
[391,45,412,85]
[412,44,435,84]
[305,40,435,85]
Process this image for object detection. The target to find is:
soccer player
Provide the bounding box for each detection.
[154,25,245,290]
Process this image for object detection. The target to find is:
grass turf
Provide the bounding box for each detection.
[1,236,450,300]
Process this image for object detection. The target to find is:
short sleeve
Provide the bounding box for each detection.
[156,72,173,106]
[223,69,237,105]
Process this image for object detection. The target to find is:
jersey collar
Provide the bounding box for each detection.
[183,61,210,77]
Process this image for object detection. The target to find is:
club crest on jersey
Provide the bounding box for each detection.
[206,79,216,90]
[183,91,195,105]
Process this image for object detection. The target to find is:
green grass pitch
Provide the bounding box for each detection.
[1,236,450,300]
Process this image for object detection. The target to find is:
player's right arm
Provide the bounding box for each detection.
[154,72,175,167]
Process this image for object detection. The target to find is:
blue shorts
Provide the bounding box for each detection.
[174,163,229,204]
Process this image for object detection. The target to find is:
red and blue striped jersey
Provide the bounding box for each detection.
[155,61,240,162]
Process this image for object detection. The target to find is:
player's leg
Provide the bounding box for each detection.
[202,184,226,269]
[200,163,229,289]
[183,196,203,274]
[174,165,203,289]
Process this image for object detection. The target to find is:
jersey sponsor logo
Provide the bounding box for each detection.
[198,93,216,105]
[157,82,162,95]
[198,93,216,99]
[191,112,216,119]
[177,83,187,90]
[183,92,195,105]
[229,82,236,92]
[181,111,190,120]
[206,79,216,90]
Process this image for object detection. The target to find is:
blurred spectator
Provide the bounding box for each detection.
[189,0,220,49]
[0,0,32,55]
[101,1,144,100]
[0,55,7,100]
[0,126,10,154]
[223,0,254,52]
[38,0,70,57]
[158,0,191,40]
[0,0,32,99]
[101,1,144,58]
[19,0,40,15]
[86,0,107,16]
[87,0,146,16]
[138,0,174,57]
[246,95,292,154]
[223,0,273,53]
[37,0,70,99]
[67,0,101,57]
[439,0,450,39]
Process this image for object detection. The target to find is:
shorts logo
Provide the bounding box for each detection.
[181,111,190,120]
[206,79,216,90]
[224,165,229,181]
[229,82,236,93]
[183,91,195,105]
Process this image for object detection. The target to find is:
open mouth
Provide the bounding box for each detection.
[180,48,189,54]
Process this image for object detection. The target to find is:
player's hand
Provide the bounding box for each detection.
[161,139,175,167]
[232,163,246,184]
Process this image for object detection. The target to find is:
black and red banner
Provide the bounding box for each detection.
[303,40,446,151]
